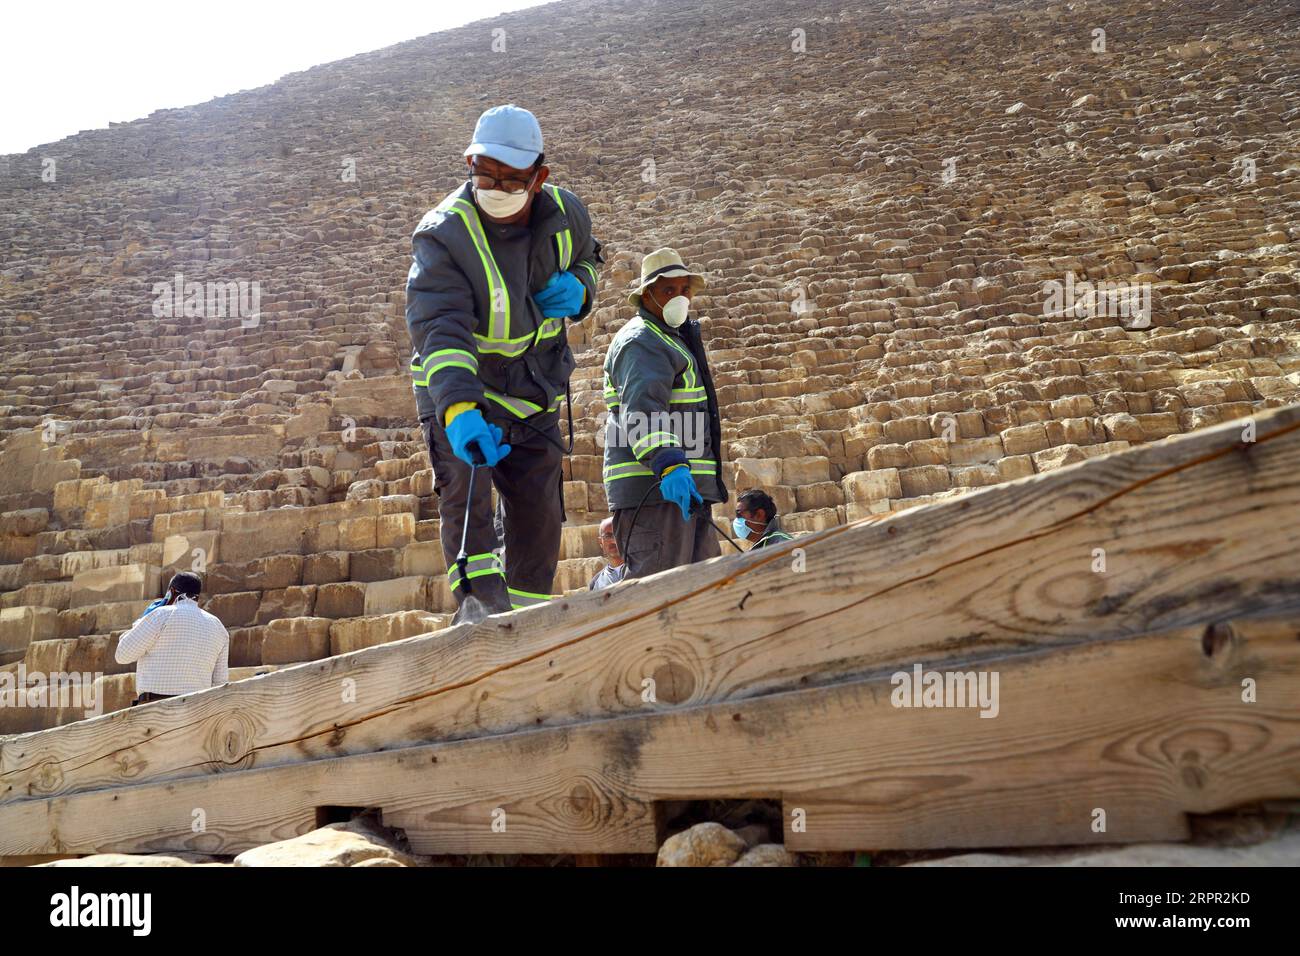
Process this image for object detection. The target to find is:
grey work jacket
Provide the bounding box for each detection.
[602,306,726,511]
[405,180,603,426]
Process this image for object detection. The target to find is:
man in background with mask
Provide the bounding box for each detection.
[602,248,727,579]
[406,104,603,621]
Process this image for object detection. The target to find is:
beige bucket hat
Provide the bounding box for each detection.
[627,247,707,307]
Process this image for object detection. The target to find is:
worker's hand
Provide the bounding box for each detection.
[446,408,511,467]
[533,270,585,318]
[659,465,703,521]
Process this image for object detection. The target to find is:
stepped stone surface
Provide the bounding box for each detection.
[2,0,1299,735]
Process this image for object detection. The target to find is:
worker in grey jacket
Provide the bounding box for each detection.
[406,104,603,620]
[603,248,727,579]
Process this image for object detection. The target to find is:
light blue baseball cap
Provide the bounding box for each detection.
[464,104,543,171]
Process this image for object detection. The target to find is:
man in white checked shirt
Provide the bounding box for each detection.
[115,572,230,705]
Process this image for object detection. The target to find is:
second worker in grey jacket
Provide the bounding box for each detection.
[603,248,727,579]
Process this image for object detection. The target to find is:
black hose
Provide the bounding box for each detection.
[618,477,744,565]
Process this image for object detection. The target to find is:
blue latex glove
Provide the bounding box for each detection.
[659,466,703,521]
[445,409,511,467]
[533,270,585,318]
[142,598,168,616]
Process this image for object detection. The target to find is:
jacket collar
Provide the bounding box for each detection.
[756,515,785,544]
[459,179,567,235]
[636,304,689,336]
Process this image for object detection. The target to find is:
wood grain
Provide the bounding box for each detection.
[2,405,1298,819]
[2,617,1296,856]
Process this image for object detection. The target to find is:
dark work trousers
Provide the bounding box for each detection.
[421,414,565,620]
[613,502,721,581]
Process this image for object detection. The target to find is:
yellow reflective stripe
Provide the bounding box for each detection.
[448,552,505,589]
[632,430,680,456]
[411,348,479,386]
[508,587,555,608]
[534,314,564,345]
[474,331,533,357]
[604,460,716,482]
[578,261,598,286]
[670,387,706,403]
[642,318,697,388]
[483,389,563,419]
[446,199,510,344]
[604,462,656,481]
[544,185,572,270]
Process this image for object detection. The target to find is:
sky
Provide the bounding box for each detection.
[0,0,552,156]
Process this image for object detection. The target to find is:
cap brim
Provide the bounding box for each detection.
[628,271,707,306]
[464,142,540,171]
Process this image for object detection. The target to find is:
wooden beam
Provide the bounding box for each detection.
[3,405,1299,811]
[2,617,1296,856]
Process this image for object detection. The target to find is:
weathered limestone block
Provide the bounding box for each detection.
[376,513,415,549]
[363,576,429,616]
[234,820,421,867]
[842,421,885,458]
[220,508,310,563]
[781,456,831,486]
[733,457,783,490]
[883,417,932,443]
[898,465,951,498]
[260,617,332,664]
[253,586,317,624]
[351,549,402,582]
[562,480,588,514]
[339,516,378,551]
[657,823,747,867]
[1000,423,1050,456]
[1045,417,1103,447]
[796,481,844,511]
[995,455,1036,481]
[866,443,911,470]
[732,844,795,867]
[92,601,150,633]
[950,464,1001,488]
[1032,444,1087,472]
[400,541,447,577]
[329,610,448,656]
[203,591,261,629]
[905,438,950,467]
[68,565,161,609]
[161,531,219,576]
[1100,413,1146,442]
[947,435,1004,465]
[303,551,350,585]
[228,627,264,667]
[0,508,49,537]
[842,469,902,503]
[1133,412,1182,441]
[315,582,367,619]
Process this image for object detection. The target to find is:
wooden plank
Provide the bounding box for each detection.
[3,617,1296,856]
[3,404,1299,809]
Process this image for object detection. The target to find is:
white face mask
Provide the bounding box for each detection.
[474,185,530,219]
[659,294,690,328]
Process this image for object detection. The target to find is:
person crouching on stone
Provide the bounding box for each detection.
[732,489,796,549]
[115,572,230,705]
[602,248,727,579]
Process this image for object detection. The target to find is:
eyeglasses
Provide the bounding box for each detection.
[469,163,537,194]
[598,532,615,540]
